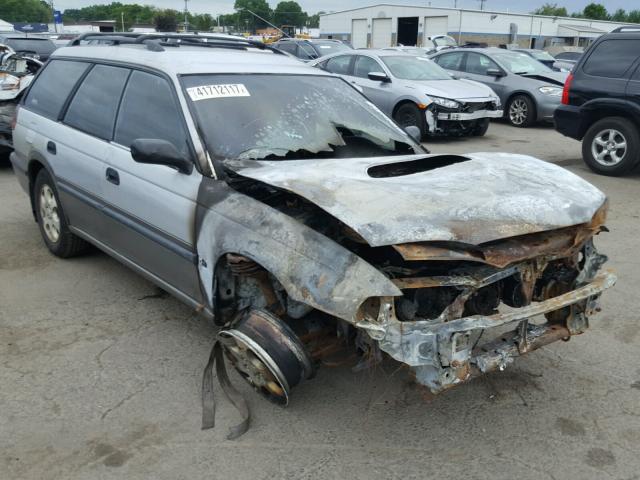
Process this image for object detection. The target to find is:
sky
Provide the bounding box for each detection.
[52,0,639,16]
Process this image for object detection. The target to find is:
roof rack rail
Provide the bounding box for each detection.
[68,32,286,54]
[611,26,640,33]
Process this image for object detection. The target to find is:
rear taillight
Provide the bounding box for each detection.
[561,72,573,105]
[10,104,19,130]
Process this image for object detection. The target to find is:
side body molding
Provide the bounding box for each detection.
[195,178,401,322]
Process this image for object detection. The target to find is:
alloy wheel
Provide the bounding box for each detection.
[39,184,61,243]
[509,99,528,125]
[591,129,627,166]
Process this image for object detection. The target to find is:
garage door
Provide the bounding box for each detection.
[351,19,368,49]
[371,18,392,48]
[424,16,448,36]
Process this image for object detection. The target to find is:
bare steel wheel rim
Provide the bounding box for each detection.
[509,98,528,125]
[591,128,627,167]
[39,184,60,243]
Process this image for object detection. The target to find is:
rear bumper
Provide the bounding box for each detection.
[554,104,583,139]
[10,151,30,194]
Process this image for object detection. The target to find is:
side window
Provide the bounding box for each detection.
[64,64,130,139]
[435,52,464,71]
[297,43,317,60]
[23,60,89,120]
[465,53,500,76]
[583,39,640,78]
[354,56,384,78]
[114,70,189,156]
[276,42,297,54]
[633,64,640,81]
[325,55,352,75]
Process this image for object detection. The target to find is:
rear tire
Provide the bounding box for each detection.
[506,94,535,127]
[394,102,425,139]
[582,117,640,176]
[34,169,88,258]
[471,118,490,136]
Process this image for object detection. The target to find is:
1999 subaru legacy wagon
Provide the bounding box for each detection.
[10,34,615,438]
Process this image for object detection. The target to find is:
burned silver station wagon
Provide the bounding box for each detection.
[10,34,615,438]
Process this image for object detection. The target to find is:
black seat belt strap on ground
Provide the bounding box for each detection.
[201,340,251,440]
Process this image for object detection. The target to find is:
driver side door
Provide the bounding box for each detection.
[102,69,203,302]
[350,55,395,115]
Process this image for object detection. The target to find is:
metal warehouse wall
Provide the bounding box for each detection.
[320,4,635,48]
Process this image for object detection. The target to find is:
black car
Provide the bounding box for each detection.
[554,27,640,176]
[0,36,57,61]
[272,38,352,61]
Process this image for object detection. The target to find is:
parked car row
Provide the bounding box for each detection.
[8,33,615,437]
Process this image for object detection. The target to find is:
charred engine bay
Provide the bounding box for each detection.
[224,169,591,325]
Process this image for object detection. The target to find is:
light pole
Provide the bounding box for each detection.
[184,0,190,31]
[49,0,58,33]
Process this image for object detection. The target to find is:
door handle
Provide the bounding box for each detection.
[47,141,56,155]
[105,167,120,185]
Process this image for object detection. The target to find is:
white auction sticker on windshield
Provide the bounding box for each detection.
[186,84,250,101]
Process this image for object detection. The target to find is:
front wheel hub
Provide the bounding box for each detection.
[219,309,313,405]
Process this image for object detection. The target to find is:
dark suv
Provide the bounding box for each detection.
[554,27,640,175]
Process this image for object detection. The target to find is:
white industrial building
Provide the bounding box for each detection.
[319,4,638,49]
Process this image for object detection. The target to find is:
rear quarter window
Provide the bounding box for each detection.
[23,60,89,120]
[583,39,640,78]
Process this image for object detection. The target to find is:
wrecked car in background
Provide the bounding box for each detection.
[311,50,502,138]
[10,34,615,439]
[0,46,42,154]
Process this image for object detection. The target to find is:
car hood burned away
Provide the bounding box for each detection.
[225,153,606,246]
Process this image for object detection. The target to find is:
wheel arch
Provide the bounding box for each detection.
[579,101,640,139]
[26,153,53,220]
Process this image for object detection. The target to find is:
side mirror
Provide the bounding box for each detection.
[404,125,422,142]
[486,68,506,77]
[368,71,391,83]
[130,139,192,174]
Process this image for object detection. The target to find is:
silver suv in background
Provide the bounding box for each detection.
[311,50,502,137]
[431,48,568,127]
[10,34,614,438]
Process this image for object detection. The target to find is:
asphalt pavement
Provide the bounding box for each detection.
[1,122,639,480]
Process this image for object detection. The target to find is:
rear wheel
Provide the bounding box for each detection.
[34,169,88,257]
[506,94,535,127]
[394,102,425,139]
[582,117,640,176]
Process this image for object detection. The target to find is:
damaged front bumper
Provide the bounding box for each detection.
[357,270,616,392]
[436,109,503,121]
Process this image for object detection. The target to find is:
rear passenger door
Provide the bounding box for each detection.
[103,70,202,302]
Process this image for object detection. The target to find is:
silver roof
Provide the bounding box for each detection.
[51,44,322,76]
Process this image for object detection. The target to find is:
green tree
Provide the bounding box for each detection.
[273,1,306,28]
[234,0,272,32]
[190,13,215,31]
[219,13,240,32]
[628,10,640,23]
[154,9,179,32]
[532,3,568,17]
[0,0,51,23]
[611,9,627,21]
[582,3,609,20]
[307,12,322,28]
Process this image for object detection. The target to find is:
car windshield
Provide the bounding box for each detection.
[433,36,457,47]
[381,55,451,80]
[556,51,581,60]
[492,51,553,74]
[181,74,422,162]
[528,50,555,61]
[5,38,55,55]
